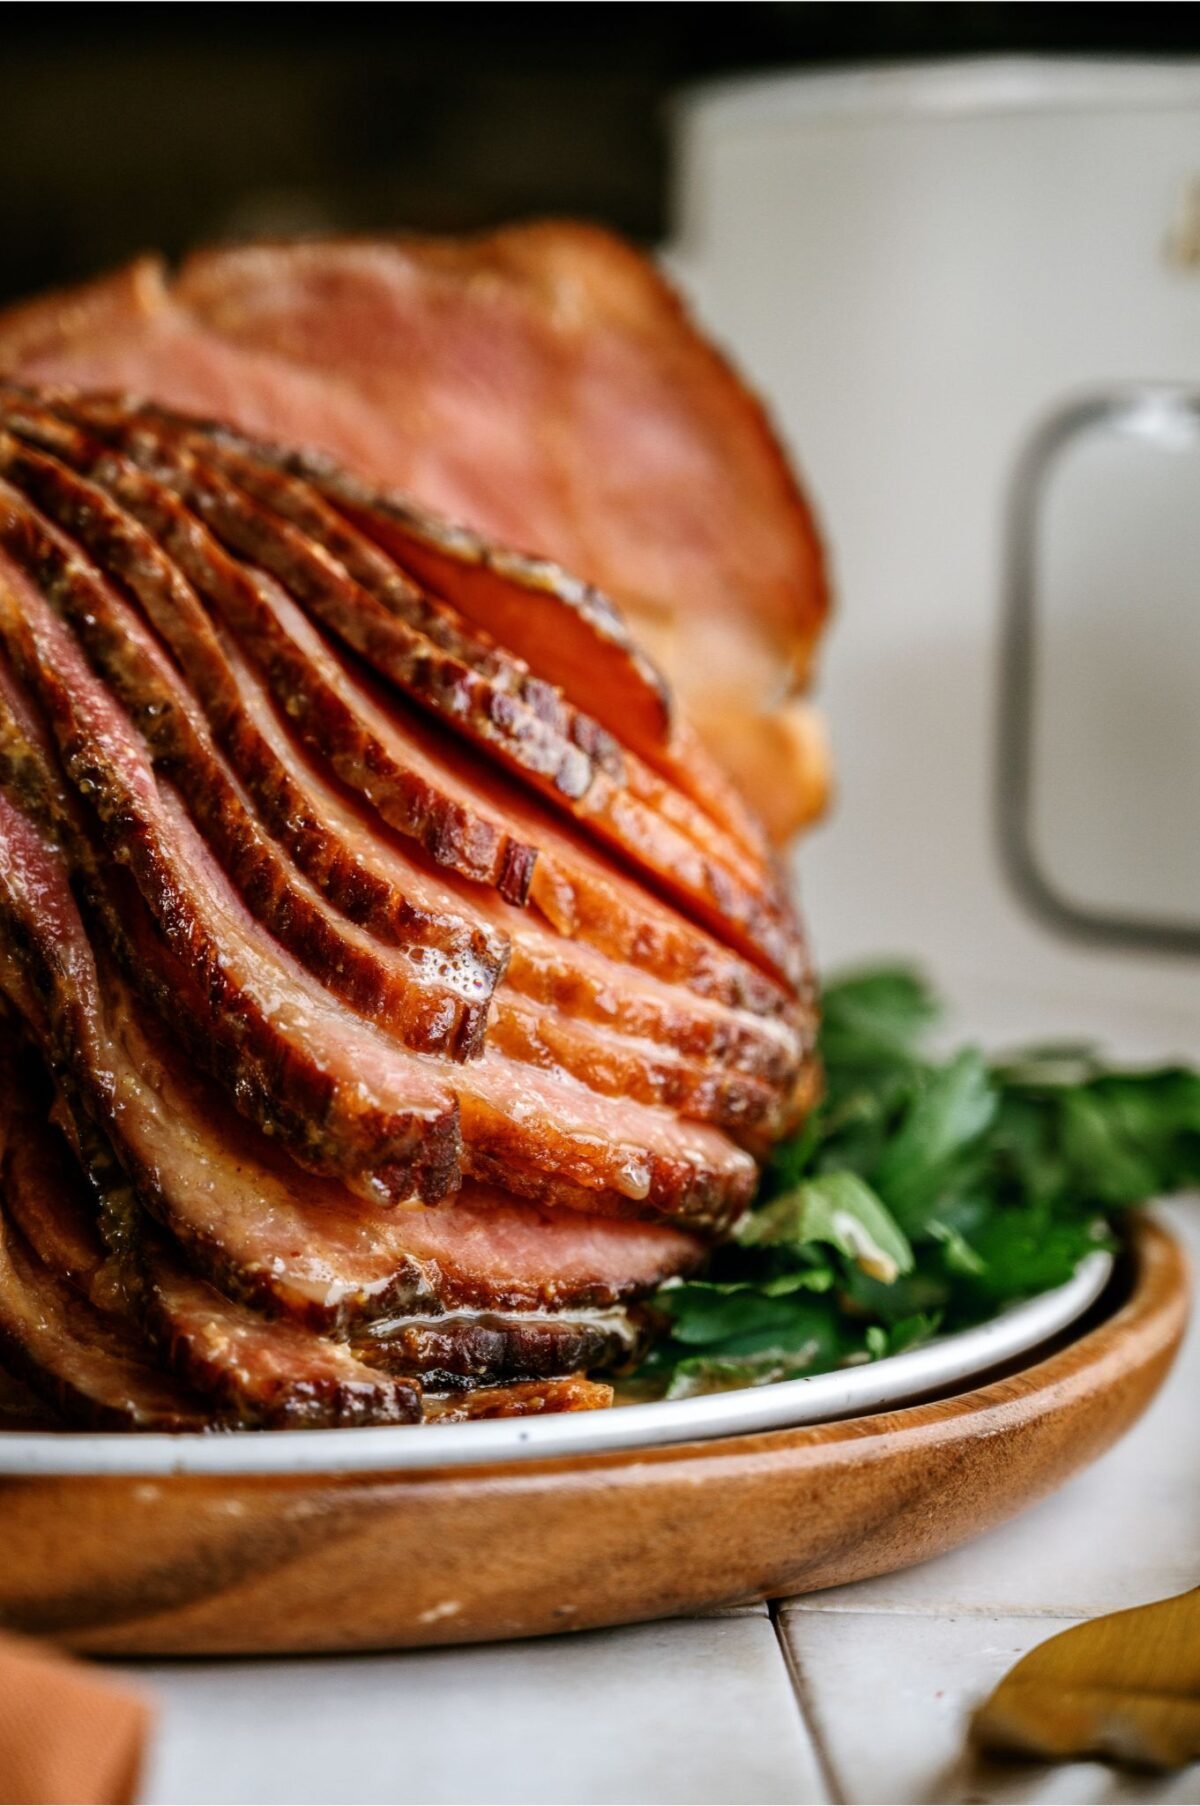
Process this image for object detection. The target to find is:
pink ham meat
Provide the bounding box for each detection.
[0,410,512,975]
[131,417,793,949]
[0,1049,207,1431]
[15,394,800,982]
[0,459,500,1061]
[0,778,708,1315]
[0,550,802,1204]
[1,1062,422,1429]
[0,412,814,1139]
[0,387,805,996]
[0,228,832,841]
[108,408,783,884]
[0,538,465,1203]
[0,567,756,1222]
[0,792,703,1403]
[0,366,818,1427]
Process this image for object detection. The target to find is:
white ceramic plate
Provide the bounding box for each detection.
[0,1250,1113,1477]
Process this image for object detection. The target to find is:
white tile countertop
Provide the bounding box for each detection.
[121,1179,1198,1805]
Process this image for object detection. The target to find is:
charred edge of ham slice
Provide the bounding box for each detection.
[132,387,678,746]
[167,225,824,854]
[427,1375,615,1418]
[176,416,775,892]
[4,399,543,905]
[0,456,501,1061]
[190,435,804,944]
[40,396,601,804]
[267,452,772,871]
[0,392,514,973]
[134,424,602,801]
[0,388,804,1006]
[353,1306,641,1388]
[185,427,621,756]
[144,1241,423,1428]
[68,404,800,981]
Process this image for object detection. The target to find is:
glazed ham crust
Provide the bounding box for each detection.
[0,358,820,1427]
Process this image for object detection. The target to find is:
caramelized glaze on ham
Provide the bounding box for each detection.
[0,367,820,1428]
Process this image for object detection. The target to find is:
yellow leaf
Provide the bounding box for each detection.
[972,1586,1200,1771]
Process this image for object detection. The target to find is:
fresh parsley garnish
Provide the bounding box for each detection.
[639,966,1200,1398]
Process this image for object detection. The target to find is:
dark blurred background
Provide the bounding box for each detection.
[4,2,1199,304]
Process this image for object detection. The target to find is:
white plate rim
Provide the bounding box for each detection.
[0,1250,1114,1478]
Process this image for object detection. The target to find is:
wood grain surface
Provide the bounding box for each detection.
[0,1216,1187,1657]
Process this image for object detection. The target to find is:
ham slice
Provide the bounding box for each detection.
[68,957,707,1334]
[173,228,831,839]
[144,1244,423,1428]
[488,988,783,1132]
[165,423,782,890]
[356,1311,637,1387]
[214,640,806,1083]
[0,803,704,1413]
[0,404,508,964]
[0,434,805,1136]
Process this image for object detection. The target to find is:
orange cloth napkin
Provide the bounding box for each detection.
[0,1633,151,1805]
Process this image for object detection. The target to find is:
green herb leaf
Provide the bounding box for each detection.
[636,963,1200,1401]
[819,965,940,1071]
[739,1171,913,1283]
[872,1049,997,1231]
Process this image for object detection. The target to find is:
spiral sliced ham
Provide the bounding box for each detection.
[0,343,822,1425]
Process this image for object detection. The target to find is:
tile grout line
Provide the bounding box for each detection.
[768,1599,846,1806]
[783,1600,1093,1624]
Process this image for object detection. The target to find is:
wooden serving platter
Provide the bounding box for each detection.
[0,1216,1187,1657]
